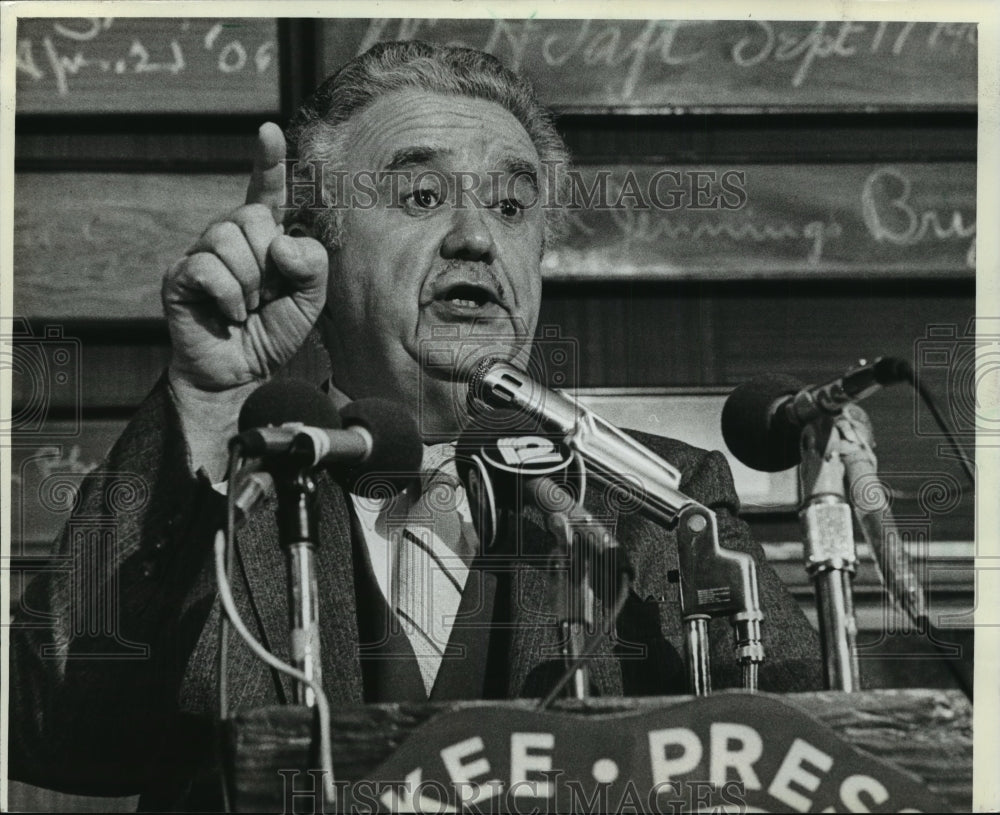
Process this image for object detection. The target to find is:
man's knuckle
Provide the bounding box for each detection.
[239,202,273,223]
[164,256,187,281]
[187,254,224,286]
[211,220,242,243]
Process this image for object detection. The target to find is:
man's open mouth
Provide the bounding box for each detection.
[437,283,497,309]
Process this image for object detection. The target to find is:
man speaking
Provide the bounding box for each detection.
[9,41,821,810]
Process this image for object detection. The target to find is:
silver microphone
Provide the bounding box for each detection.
[466,358,765,692]
[467,358,688,527]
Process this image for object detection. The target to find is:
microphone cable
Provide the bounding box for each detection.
[896,360,976,485]
[885,363,974,698]
[218,446,240,723]
[215,447,337,809]
[537,569,633,710]
[214,445,241,813]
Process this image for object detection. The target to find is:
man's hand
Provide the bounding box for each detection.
[162,123,329,477]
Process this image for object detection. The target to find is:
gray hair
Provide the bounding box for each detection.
[284,40,570,251]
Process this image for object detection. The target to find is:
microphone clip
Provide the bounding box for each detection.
[675,503,765,695]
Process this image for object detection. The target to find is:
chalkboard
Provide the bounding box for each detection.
[15,18,280,113]
[321,19,977,113]
[541,162,976,280]
[12,162,975,319]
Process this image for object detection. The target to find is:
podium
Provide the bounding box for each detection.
[225,688,971,812]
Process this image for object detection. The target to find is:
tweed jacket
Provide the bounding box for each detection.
[9,377,822,809]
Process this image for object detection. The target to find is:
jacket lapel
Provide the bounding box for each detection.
[430,565,497,701]
[311,473,366,704]
[190,473,365,712]
[227,495,295,709]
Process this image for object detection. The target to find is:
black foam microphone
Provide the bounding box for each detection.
[454,408,580,552]
[232,382,422,511]
[237,379,342,435]
[231,380,342,517]
[335,398,423,494]
[455,409,627,609]
[234,386,421,475]
[721,357,911,472]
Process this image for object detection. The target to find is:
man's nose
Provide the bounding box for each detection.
[440,207,496,263]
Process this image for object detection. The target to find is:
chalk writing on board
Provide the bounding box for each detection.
[353,19,977,101]
[598,209,843,266]
[862,166,977,269]
[16,17,276,97]
[732,20,977,88]
[561,171,842,265]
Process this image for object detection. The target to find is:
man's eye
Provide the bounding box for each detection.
[403,188,442,211]
[496,199,524,218]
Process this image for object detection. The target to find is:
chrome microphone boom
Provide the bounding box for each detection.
[467,359,688,527]
[467,358,765,692]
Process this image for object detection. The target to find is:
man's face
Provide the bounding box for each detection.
[317,89,546,438]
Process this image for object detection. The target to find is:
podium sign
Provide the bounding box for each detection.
[226,690,969,813]
[362,693,945,813]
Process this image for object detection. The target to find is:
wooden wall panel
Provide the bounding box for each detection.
[14,173,246,319]
[13,162,975,321]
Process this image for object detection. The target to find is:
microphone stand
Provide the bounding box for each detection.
[528,479,605,701]
[527,473,647,702]
[558,528,593,701]
[838,408,931,631]
[273,457,323,707]
[838,409,967,674]
[798,407,866,692]
[675,504,765,695]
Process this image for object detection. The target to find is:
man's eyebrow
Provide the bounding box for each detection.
[384,146,453,172]
[498,156,539,190]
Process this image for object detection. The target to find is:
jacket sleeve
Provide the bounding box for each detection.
[8,375,223,796]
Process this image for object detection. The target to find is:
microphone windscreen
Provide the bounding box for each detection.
[465,356,501,412]
[721,375,803,472]
[237,379,341,432]
[874,356,913,385]
[338,398,422,494]
[455,408,576,554]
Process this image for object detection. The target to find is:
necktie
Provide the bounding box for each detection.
[388,445,476,694]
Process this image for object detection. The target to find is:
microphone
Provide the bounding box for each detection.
[455,408,583,552]
[466,358,689,528]
[226,382,423,709]
[238,379,342,434]
[233,383,422,474]
[721,357,912,472]
[457,411,628,702]
[463,370,765,692]
[334,398,423,494]
[229,380,341,518]
[231,381,422,510]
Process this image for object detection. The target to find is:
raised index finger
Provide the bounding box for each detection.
[245,121,287,222]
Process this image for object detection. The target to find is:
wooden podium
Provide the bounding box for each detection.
[225,688,971,812]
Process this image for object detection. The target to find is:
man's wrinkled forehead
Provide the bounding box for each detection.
[385,145,539,193]
[342,89,542,177]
